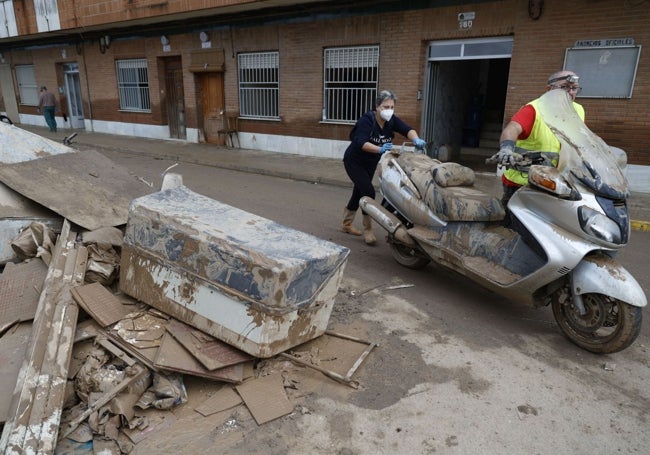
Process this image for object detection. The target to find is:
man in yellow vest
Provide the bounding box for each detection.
[491,70,585,207]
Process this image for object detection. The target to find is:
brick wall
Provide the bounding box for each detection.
[506,0,649,165]
[1,0,648,165]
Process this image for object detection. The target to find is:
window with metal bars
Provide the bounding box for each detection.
[238,51,279,119]
[116,59,151,112]
[323,45,379,123]
[15,64,38,106]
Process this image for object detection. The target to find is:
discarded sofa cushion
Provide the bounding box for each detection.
[432,162,475,187]
[395,152,504,222]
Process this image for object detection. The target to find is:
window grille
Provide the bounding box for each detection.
[323,45,379,123]
[15,65,38,106]
[116,59,151,112]
[238,51,279,119]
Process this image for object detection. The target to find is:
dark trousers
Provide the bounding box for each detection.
[343,154,378,211]
[43,106,57,132]
[501,183,521,208]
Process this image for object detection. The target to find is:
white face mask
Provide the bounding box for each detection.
[379,109,394,122]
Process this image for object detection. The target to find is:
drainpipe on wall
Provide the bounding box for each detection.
[80,40,95,132]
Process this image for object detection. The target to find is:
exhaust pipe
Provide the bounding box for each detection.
[360,197,417,247]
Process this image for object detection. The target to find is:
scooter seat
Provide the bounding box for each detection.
[395,152,505,222]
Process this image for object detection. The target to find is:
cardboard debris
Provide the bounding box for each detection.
[121,408,178,444]
[235,374,294,425]
[154,332,249,383]
[74,318,103,343]
[59,365,149,440]
[0,128,362,453]
[112,311,168,349]
[280,331,376,388]
[71,282,133,327]
[194,386,243,417]
[0,322,32,423]
[165,318,253,371]
[0,259,47,326]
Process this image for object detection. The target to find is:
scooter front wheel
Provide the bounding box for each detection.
[552,292,642,354]
[389,242,431,270]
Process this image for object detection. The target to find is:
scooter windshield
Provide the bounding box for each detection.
[536,89,629,199]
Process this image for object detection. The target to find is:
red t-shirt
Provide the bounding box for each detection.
[511,104,536,140]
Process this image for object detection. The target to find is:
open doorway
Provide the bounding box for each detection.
[62,63,85,129]
[421,37,511,170]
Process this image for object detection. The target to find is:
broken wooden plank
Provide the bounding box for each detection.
[0,220,87,454]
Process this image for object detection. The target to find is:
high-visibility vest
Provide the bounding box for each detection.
[503,97,585,186]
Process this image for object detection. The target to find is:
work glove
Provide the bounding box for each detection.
[413,138,426,149]
[490,140,519,166]
[379,143,393,155]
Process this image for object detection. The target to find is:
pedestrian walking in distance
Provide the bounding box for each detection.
[38,86,58,132]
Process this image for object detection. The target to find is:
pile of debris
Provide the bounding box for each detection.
[0,125,372,454]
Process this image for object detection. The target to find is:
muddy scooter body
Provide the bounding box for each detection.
[360,89,645,353]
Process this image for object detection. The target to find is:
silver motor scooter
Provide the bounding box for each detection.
[360,89,646,354]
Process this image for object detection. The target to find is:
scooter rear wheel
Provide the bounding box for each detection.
[552,292,642,354]
[389,242,430,270]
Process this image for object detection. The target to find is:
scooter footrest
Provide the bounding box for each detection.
[463,256,522,285]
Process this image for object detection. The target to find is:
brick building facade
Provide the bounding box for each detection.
[0,0,647,190]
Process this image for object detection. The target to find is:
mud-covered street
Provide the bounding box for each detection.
[88,146,650,455]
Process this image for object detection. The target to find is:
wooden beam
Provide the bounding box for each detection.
[0,220,87,454]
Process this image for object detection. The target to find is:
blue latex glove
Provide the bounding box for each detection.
[413,138,426,149]
[379,143,393,154]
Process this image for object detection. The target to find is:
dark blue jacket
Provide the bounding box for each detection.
[344,111,413,163]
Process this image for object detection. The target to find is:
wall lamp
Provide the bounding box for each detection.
[99,35,110,54]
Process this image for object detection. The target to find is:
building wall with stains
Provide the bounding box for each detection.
[0,1,648,175]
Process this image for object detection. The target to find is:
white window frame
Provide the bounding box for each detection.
[323,45,379,123]
[238,51,279,119]
[15,64,39,106]
[116,59,151,112]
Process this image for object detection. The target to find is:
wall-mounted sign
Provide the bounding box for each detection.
[565,42,641,98]
[574,38,634,47]
[458,11,475,30]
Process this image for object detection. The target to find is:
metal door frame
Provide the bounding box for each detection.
[63,63,84,129]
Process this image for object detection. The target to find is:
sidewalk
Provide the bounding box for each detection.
[19,124,650,231]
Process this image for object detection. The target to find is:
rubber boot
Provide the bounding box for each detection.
[341,208,362,236]
[362,214,377,245]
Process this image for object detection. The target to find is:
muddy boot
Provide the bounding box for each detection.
[341,208,362,236]
[362,214,376,245]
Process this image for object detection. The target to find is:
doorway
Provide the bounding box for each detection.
[63,63,85,129]
[163,57,186,139]
[421,37,512,165]
[199,72,225,144]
